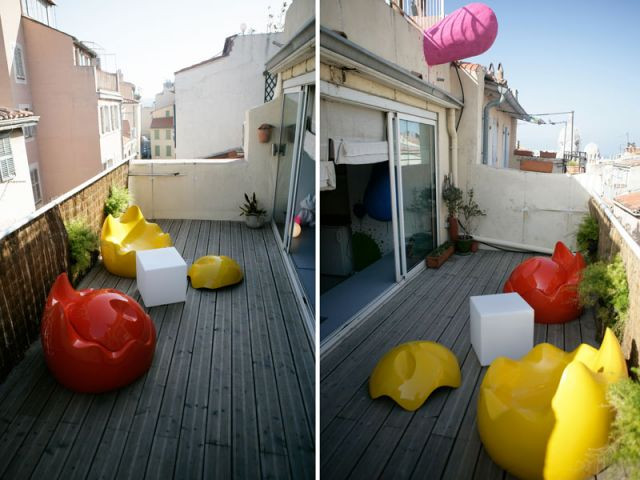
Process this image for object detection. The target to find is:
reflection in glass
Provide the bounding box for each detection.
[399,119,436,271]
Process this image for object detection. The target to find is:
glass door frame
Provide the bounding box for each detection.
[270,84,315,334]
[389,111,440,281]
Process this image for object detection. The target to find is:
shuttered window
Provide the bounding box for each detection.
[30,166,41,204]
[14,44,26,81]
[0,135,16,182]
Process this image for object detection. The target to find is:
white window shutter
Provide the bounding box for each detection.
[0,136,16,181]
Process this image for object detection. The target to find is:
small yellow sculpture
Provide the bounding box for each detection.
[477,328,628,480]
[369,341,461,411]
[188,256,243,289]
[100,205,172,278]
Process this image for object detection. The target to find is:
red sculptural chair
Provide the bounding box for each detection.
[504,242,586,324]
[41,273,156,393]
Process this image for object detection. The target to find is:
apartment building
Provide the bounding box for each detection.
[0,107,39,230]
[0,0,125,204]
[118,73,141,161]
[149,82,175,159]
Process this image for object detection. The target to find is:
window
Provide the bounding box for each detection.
[14,44,26,82]
[154,129,159,140]
[111,106,118,131]
[100,106,111,134]
[23,0,55,26]
[155,145,160,157]
[166,145,172,157]
[0,135,16,182]
[19,105,36,140]
[165,129,171,140]
[30,165,41,204]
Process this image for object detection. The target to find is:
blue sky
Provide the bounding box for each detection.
[56,0,284,102]
[446,0,640,156]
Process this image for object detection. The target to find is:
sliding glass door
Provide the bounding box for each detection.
[391,113,438,278]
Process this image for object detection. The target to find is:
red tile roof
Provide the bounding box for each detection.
[614,191,640,215]
[150,117,174,129]
[0,107,34,120]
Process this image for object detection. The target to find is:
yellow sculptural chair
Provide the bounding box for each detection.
[369,341,461,411]
[100,205,172,278]
[477,328,628,480]
[188,256,243,289]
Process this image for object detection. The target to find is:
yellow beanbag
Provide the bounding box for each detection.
[100,205,172,278]
[369,341,461,411]
[477,328,628,480]
[188,256,243,289]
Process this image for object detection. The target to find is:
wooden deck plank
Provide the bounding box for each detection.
[256,228,315,479]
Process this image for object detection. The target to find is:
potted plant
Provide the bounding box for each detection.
[442,174,463,243]
[257,124,274,143]
[520,158,554,173]
[566,159,580,174]
[426,241,455,269]
[457,188,486,255]
[539,150,557,159]
[514,148,534,157]
[240,192,267,228]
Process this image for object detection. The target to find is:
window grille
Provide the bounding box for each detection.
[264,71,277,102]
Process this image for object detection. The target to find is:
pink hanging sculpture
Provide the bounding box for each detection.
[423,3,498,66]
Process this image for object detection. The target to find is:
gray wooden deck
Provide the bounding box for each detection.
[320,250,601,479]
[0,220,315,479]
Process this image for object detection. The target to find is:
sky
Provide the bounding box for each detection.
[446,0,640,157]
[55,0,286,103]
[55,1,639,157]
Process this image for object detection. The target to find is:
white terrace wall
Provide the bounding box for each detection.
[129,95,283,221]
[470,165,591,252]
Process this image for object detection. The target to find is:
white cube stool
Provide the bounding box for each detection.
[470,293,534,366]
[136,247,187,307]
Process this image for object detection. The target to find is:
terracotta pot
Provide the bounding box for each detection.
[257,124,273,143]
[539,151,557,159]
[566,165,580,175]
[520,159,553,173]
[514,149,534,157]
[471,240,479,253]
[426,245,455,269]
[448,215,459,243]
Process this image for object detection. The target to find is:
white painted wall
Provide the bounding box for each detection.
[175,33,283,158]
[129,95,283,220]
[471,164,591,251]
[0,129,36,230]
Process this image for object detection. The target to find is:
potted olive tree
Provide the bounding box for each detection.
[457,188,486,255]
[442,174,463,243]
[240,192,267,228]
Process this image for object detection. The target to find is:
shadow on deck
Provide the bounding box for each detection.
[0,220,314,479]
[320,250,601,479]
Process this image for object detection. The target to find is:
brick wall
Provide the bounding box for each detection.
[0,162,129,380]
[589,197,640,365]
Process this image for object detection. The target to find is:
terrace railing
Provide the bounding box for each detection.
[0,161,129,381]
[96,68,119,92]
[389,0,445,30]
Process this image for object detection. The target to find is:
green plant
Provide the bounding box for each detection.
[567,159,579,166]
[442,174,463,218]
[427,241,453,258]
[459,188,486,235]
[65,219,99,281]
[576,215,599,262]
[578,255,629,336]
[352,232,381,271]
[605,369,640,479]
[239,193,266,217]
[104,184,132,217]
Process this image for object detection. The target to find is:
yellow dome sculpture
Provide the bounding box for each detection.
[477,328,628,480]
[369,341,461,411]
[100,205,172,278]
[188,255,243,290]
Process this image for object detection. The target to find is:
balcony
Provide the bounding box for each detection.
[389,0,444,31]
[320,250,599,478]
[96,68,119,93]
[0,161,314,478]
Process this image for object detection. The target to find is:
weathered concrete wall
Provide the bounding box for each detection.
[589,197,640,363]
[130,95,284,221]
[175,33,283,158]
[471,164,591,250]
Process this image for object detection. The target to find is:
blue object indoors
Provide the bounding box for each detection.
[364,164,392,221]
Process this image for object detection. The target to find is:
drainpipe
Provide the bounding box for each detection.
[447,108,458,185]
[482,87,507,165]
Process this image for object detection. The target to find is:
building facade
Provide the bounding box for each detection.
[174,32,283,158]
[0,0,127,203]
[150,105,174,159]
